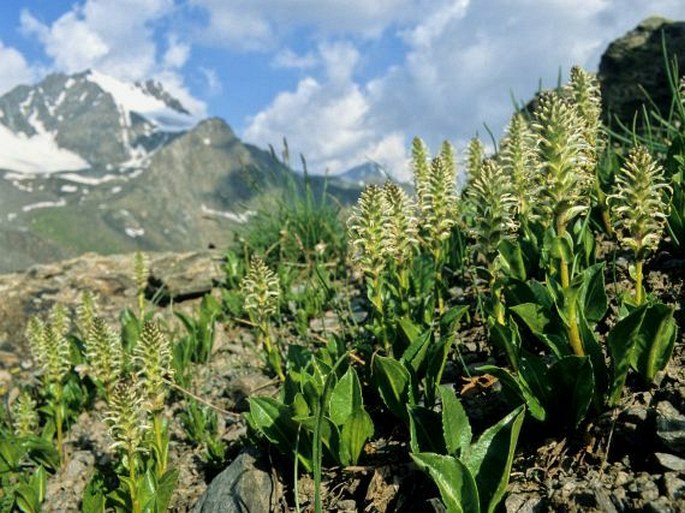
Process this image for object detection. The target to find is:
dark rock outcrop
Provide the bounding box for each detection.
[599,16,685,127]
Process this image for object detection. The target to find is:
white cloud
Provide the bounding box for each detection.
[0,41,35,95]
[19,0,208,117]
[199,67,222,96]
[163,36,191,69]
[244,41,411,177]
[243,0,685,180]
[272,49,317,70]
[20,0,173,80]
[189,0,446,49]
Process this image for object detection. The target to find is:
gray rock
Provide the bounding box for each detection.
[599,17,685,127]
[656,401,685,455]
[663,473,685,501]
[655,452,685,472]
[631,474,661,502]
[505,493,545,513]
[192,450,273,513]
[148,252,224,303]
[645,497,676,513]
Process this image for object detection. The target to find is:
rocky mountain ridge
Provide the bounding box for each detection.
[0,71,304,272]
[0,70,373,273]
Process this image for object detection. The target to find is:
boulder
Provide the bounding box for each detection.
[192,450,274,513]
[599,17,685,127]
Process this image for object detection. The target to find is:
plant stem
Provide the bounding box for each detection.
[128,445,140,513]
[261,325,284,381]
[635,258,644,305]
[556,222,584,357]
[566,299,584,357]
[153,414,167,476]
[54,383,65,467]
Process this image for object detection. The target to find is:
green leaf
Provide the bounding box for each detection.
[424,335,455,407]
[292,392,310,419]
[577,263,608,324]
[329,366,363,425]
[155,468,179,512]
[497,239,527,281]
[608,303,677,406]
[440,305,470,335]
[119,308,140,353]
[547,356,594,428]
[439,386,471,457]
[411,453,480,513]
[488,319,521,371]
[504,279,553,309]
[511,302,568,358]
[578,308,608,399]
[0,436,27,473]
[400,324,432,375]
[477,365,545,421]
[408,405,445,454]
[247,396,310,469]
[339,409,374,466]
[510,303,551,337]
[463,405,525,513]
[372,354,411,420]
[548,233,574,263]
[14,484,40,513]
[82,472,107,513]
[23,436,60,472]
[631,303,677,381]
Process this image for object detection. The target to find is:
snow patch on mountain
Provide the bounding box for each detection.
[0,124,89,174]
[87,70,198,132]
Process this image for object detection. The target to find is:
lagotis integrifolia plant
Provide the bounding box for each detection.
[26,317,69,386]
[608,145,672,304]
[567,65,613,234]
[348,184,390,299]
[419,156,458,260]
[134,251,149,318]
[412,137,431,209]
[409,144,459,314]
[413,140,459,252]
[348,182,418,351]
[26,307,72,465]
[566,66,604,160]
[465,158,519,326]
[135,320,173,411]
[466,159,519,263]
[77,290,97,340]
[465,136,485,185]
[241,255,284,380]
[382,182,419,290]
[533,91,594,232]
[85,317,123,397]
[498,113,539,222]
[12,391,39,437]
[49,303,70,342]
[104,379,150,513]
[533,90,595,357]
[134,320,173,475]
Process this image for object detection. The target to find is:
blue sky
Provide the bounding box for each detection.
[2,1,685,179]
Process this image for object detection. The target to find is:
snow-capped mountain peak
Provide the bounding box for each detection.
[0,70,200,175]
[85,70,198,132]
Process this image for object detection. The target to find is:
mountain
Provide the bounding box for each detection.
[0,70,313,272]
[335,162,389,187]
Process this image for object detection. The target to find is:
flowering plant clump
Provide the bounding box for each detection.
[608,145,672,303]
